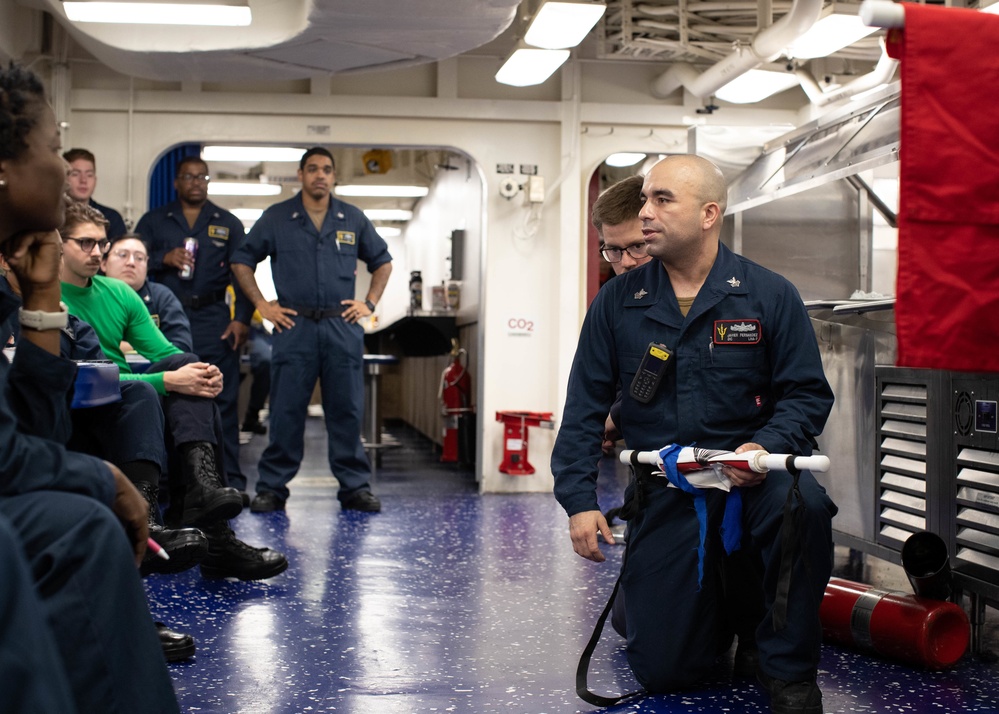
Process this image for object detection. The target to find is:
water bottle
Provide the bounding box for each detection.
[179,237,198,280]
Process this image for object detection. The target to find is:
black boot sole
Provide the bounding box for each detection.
[141,536,209,577]
[199,558,289,581]
[162,639,196,662]
[181,490,244,526]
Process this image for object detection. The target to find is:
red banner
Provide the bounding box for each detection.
[888,4,999,372]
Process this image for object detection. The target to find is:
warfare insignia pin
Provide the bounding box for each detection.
[634,289,648,300]
[727,277,741,287]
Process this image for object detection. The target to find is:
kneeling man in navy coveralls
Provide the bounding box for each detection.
[552,155,836,714]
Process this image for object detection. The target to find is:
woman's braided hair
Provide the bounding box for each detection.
[0,63,46,161]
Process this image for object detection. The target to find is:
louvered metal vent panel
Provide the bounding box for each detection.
[876,375,932,550]
[950,374,999,592]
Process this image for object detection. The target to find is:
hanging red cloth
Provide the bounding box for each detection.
[887,3,999,372]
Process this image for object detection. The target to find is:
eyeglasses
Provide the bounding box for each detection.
[65,237,111,254]
[600,243,648,263]
[178,173,211,183]
[111,249,148,264]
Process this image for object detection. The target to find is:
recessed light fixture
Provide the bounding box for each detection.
[605,152,646,168]
[208,182,282,197]
[63,0,251,26]
[335,185,429,198]
[202,146,304,162]
[375,226,402,238]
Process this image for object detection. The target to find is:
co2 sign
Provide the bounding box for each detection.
[507,316,536,337]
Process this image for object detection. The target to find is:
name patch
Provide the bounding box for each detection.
[207,225,229,240]
[337,231,356,246]
[714,319,761,344]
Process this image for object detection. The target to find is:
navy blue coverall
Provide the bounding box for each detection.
[137,200,252,490]
[551,243,837,692]
[0,292,179,714]
[232,193,392,503]
[138,278,195,352]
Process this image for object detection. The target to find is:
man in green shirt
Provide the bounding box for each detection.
[60,201,287,581]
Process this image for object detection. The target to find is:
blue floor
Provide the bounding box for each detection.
[146,419,999,713]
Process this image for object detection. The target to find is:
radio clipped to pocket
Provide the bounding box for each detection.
[629,342,673,403]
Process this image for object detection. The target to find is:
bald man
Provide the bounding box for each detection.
[553,155,836,714]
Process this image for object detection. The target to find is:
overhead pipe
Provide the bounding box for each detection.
[795,39,898,106]
[650,0,822,99]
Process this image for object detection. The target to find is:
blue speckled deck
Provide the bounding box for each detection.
[146,420,999,713]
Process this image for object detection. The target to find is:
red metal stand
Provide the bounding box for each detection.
[495,411,554,475]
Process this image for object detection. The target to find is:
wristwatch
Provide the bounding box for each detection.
[364,299,376,312]
[19,302,69,331]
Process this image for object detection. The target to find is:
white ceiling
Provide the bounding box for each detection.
[20,0,888,86]
[22,0,522,82]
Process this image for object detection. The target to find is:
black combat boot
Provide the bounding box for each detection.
[199,521,289,581]
[179,441,243,526]
[137,480,209,577]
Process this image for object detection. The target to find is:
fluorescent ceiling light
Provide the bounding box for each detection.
[364,209,413,222]
[495,46,570,87]
[525,1,607,50]
[715,69,800,104]
[785,4,878,59]
[605,152,646,168]
[335,185,429,198]
[230,208,264,221]
[202,146,304,162]
[63,1,251,26]
[375,226,402,238]
[208,182,282,196]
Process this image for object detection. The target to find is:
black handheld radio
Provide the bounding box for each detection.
[629,342,672,403]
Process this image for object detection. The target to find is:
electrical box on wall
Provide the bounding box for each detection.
[527,175,545,203]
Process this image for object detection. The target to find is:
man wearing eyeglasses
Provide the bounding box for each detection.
[136,156,254,506]
[594,175,653,280]
[64,148,127,240]
[102,234,193,353]
[592,175,653,456]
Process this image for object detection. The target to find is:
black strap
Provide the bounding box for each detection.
[287,304,345,320]
[576,569,644,707]
[772,461,803,632]
[179,289,227,309]
[575,461,646,708]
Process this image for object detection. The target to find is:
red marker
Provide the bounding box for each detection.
[147,538,170,561]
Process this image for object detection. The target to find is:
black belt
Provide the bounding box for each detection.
[289,305,344,321]
[180,289,227,309]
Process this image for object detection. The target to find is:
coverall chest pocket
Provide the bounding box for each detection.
[331,240,358,282]
[699,346,768,427]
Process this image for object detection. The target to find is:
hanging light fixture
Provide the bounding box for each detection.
[524,0,607,49]
[715,69,801,104]
[495,43,570,87]
[785,3,879,59]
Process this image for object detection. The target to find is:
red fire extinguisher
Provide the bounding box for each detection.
[439,344,471,463]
